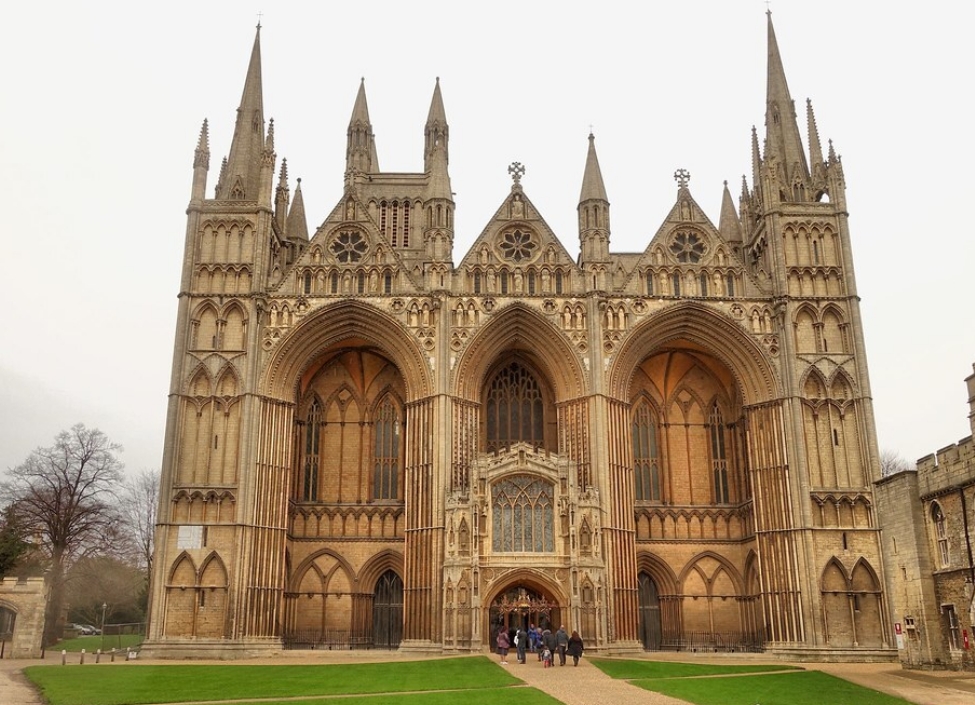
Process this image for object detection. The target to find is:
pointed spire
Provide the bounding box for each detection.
[424,77,452,199]
[751,126,762,193]
[287,177,309,242]
[718,180,743,244]
[274,158,289,233]
[579,132,609,203]
[191,119,210,201]
[578,133,611,264]
[194,119,210,170]
[219,26,266,200]
[347,79,378,175]
[764,11,809,182]
[806,98,824,166]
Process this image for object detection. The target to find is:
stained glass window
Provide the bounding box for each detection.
[485,362,545,453]
[492,475,554,552]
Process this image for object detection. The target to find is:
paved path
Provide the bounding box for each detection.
[3,649,975,705]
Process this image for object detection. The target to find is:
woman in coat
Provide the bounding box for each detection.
[567,630,584,666]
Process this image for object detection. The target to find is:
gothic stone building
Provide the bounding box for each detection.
[876,365,975,670]
[145,14,895,660]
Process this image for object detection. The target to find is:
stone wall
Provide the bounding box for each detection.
[0,576,47,659]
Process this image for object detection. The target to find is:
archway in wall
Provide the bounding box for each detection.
[372,570,403,649]
[488,584,560,653]
[637,572,662,651]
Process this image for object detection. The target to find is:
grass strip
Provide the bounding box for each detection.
[24,656,519,705]
[590,658,799,680]
[632,669,915,705]
[169,686,561,705]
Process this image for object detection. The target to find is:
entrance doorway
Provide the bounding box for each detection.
[372,570,403,648]
[637,571,662,650]
[488,585,559,652]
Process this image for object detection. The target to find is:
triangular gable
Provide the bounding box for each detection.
[457,187,578,273]
[272,192,422,295]
[619,186,757,291]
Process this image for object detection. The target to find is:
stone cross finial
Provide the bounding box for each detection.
[674,168,691,188]
[508,162,526,186]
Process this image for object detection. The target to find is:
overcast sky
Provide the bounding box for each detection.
[2,1,973,476]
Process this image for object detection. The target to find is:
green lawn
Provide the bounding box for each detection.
[24,656,530,705]
[54,634,144,653]
[591,658,799,679]
[593,660,915,705]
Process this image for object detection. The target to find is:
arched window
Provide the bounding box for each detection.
[373,397,400,500]
[330,271,339,294]
[710,404,730,503]
[555,270,564,295]
[492,475,554,552]
[485,362,545,453]
[473,271,481,294]
[499,270,509,294]
[672,272,681,297]
[357,271,365,294]
[632,401,661,501]
[700,272,709,297]
[303,271,312,294]
[646,271,654,296]
[932,503,949,568]
[527,270,536,295]
[726,272,735,297]
[301,401,321,501]
[383,271,392,294]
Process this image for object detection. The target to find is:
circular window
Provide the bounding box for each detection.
[498,228,537,263]
[669,231,706,263]
[330,230,368,263]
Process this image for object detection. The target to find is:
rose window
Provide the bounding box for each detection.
[330,230,368,263]
[498,229,537,262]
[670,231,706,263]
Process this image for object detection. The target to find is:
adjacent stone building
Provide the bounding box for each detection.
[145,13,895,661]
[0,577,47,659]
[877,365,975,670]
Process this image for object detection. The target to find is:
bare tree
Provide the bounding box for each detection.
[121,469,158,575]
[880,448,913,477]
[1,424,124,646]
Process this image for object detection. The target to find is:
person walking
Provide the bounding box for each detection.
[555,625,569,666]
[516,626,528,663]
[541,627,557,667]
[496,629,510,665]
[533,627,544,660]
[567,630,584,666]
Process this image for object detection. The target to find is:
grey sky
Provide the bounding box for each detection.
[2,1,972,475]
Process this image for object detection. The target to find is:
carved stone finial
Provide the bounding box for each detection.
[674,168,691,188]
[508,161,526,187]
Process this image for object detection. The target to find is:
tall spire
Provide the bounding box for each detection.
[718,180,743,245]
[191,119,210,201]
[579,132,608,203]
[806,98,824,167]
[286,178,309,243]
[424,77,452,199]
[764,11,809,184]
[346,79,378,176]
[577,132,611,266]
[274,158,289,233]
[218,26,266,201]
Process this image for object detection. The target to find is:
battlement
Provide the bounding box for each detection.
[916,435,975,496]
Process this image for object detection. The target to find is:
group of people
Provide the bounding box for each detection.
[496,624,584,667]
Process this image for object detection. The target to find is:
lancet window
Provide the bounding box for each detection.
[373,397,400,500]
[710,404,730,503]
[632,401,661,501]
[485,362,545,453]
[301,401,322,501]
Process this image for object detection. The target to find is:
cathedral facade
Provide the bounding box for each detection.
[146,14,895,660]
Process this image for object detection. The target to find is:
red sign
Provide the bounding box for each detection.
[894,623,902,635]
[964,629,970,650]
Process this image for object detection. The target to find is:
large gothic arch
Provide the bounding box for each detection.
[608,302,778,404]
[262,300,432,401]
[453,302,587,401]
